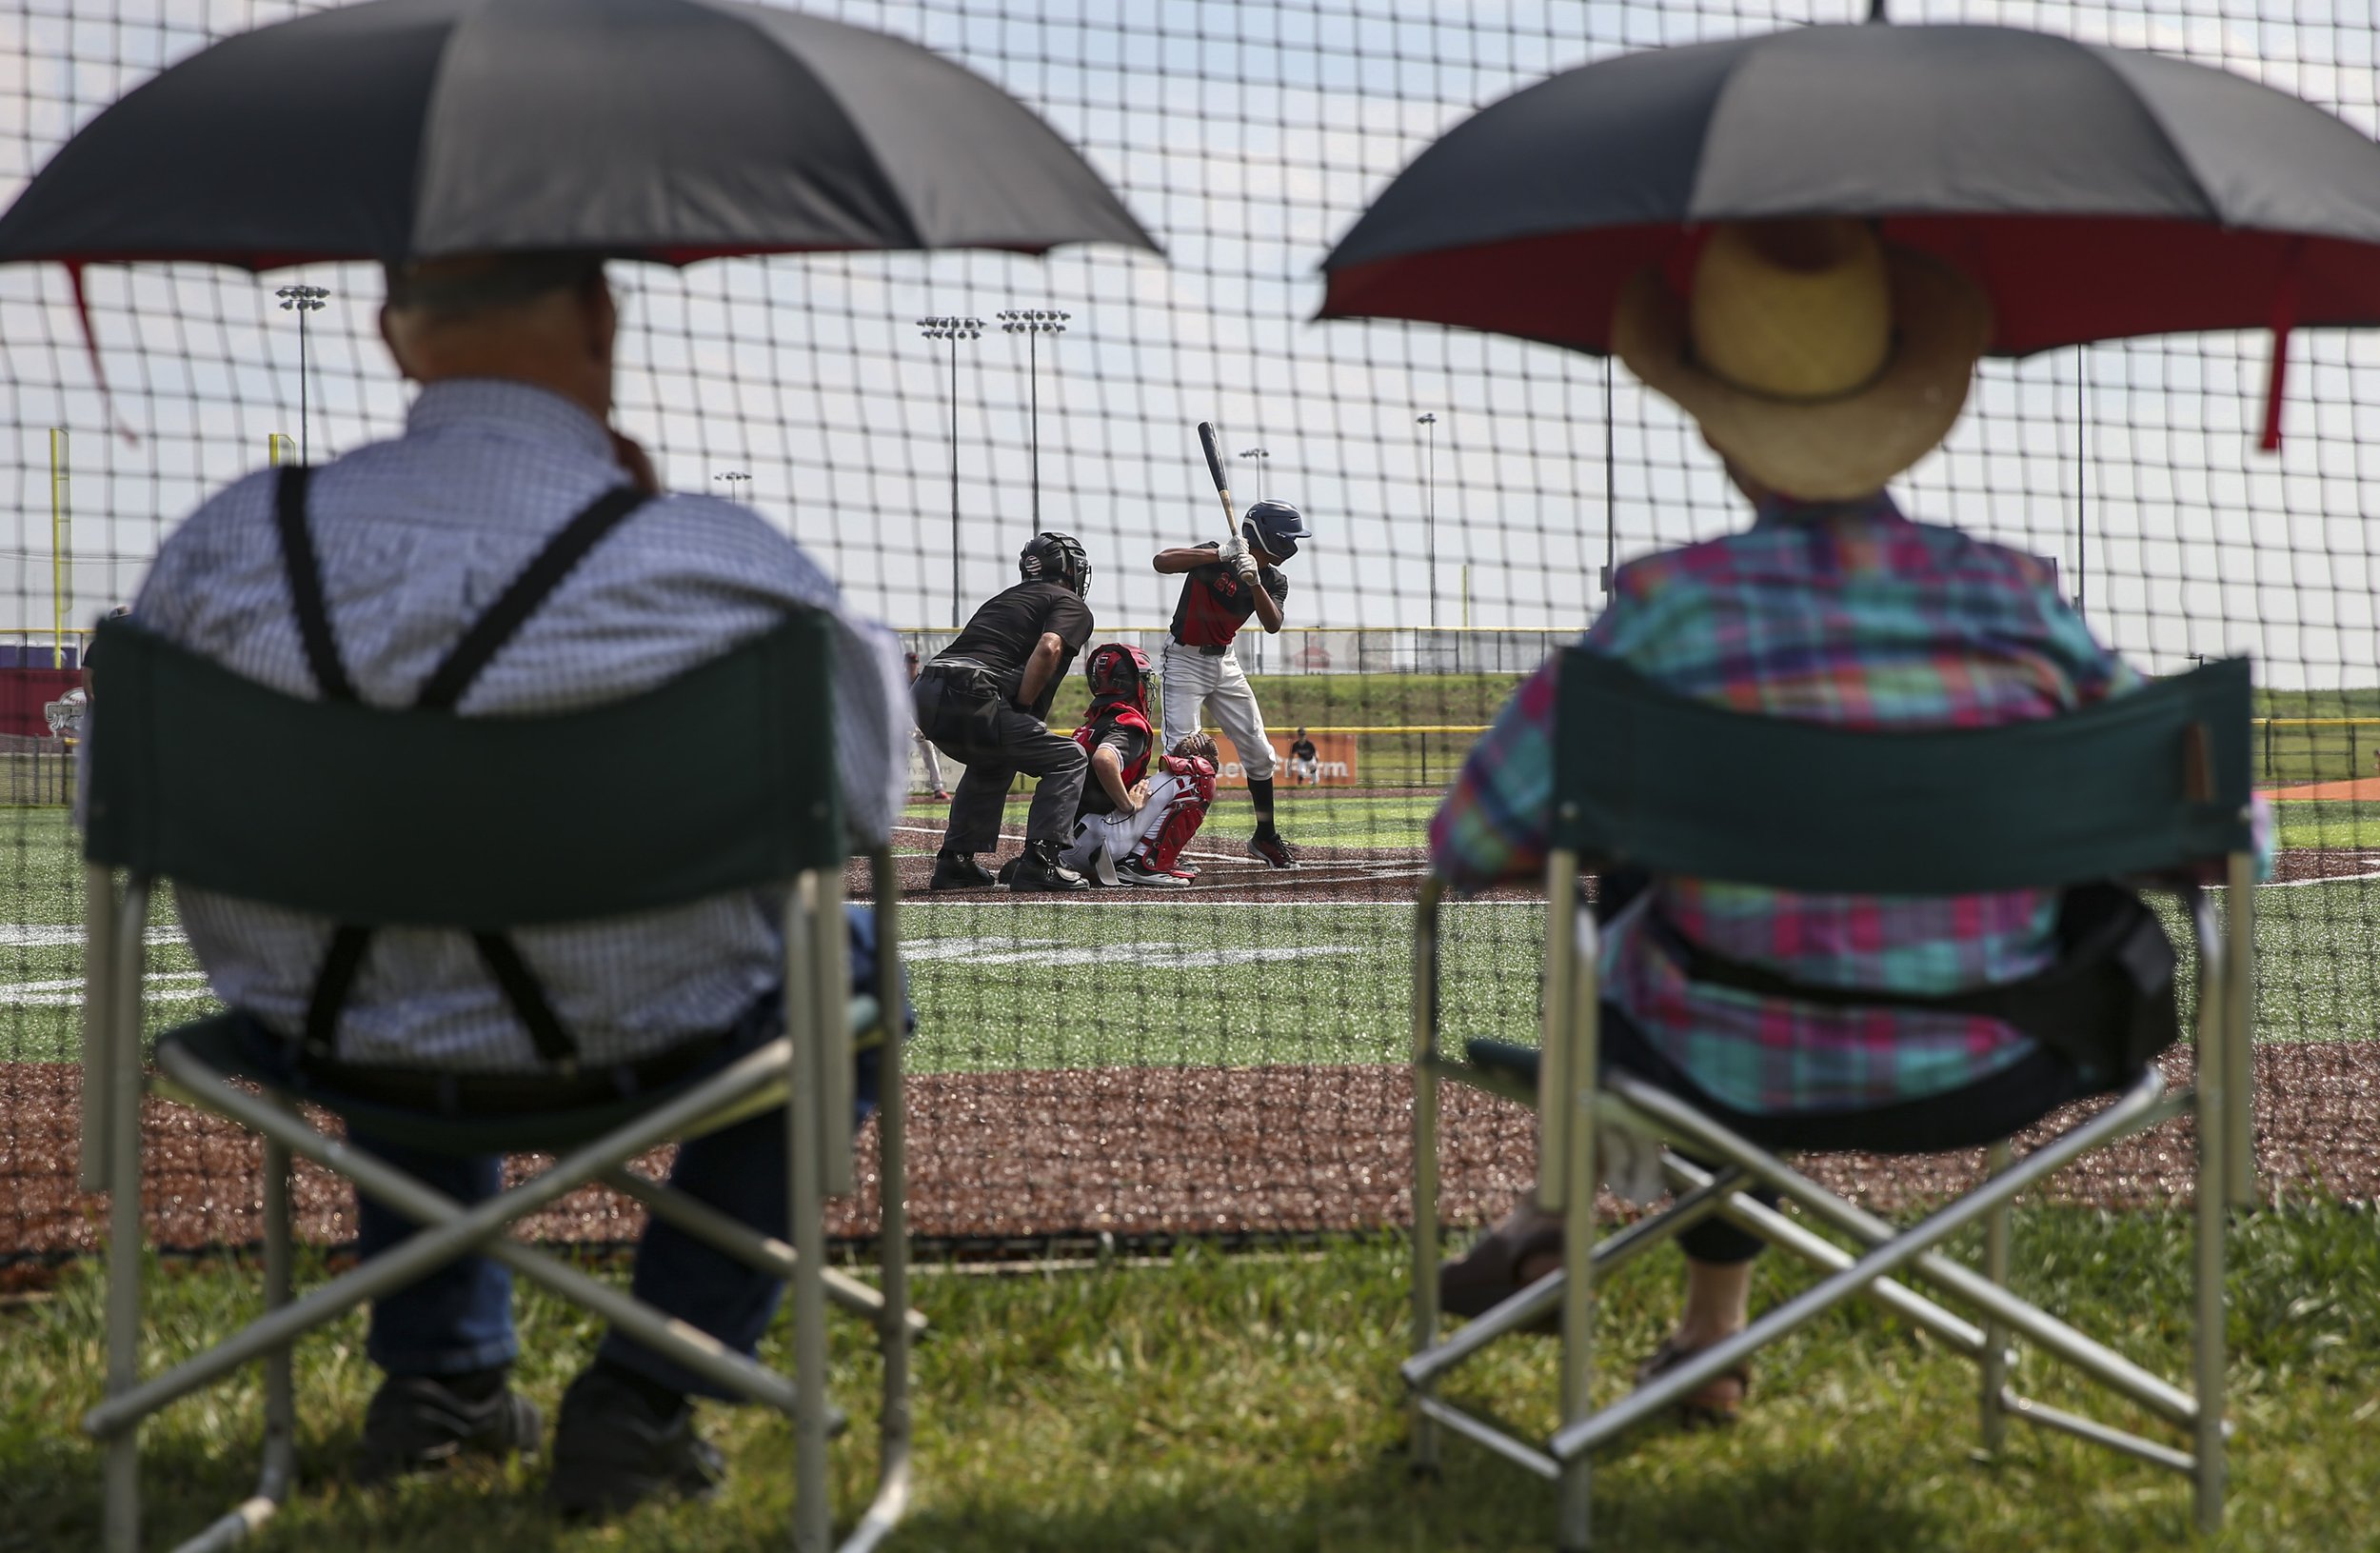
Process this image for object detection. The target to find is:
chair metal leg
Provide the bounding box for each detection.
[164,1131,300,1553]
[114,1041,817,1432]
[258,1129,298,1503]
[81,863,120,1194]
[841,847,915,1553]
[787,872,835,1553]
[1409,880,1443,1477]
[2224,852,2257,1206]
[1556,889,1597,1553]
[1977,1140,2013,1458]
[2190,888,2230,1533]
[103,879,149,1553]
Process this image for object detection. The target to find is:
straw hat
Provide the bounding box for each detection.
[1612,220,1993,501]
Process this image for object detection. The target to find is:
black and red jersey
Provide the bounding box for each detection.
[1071,700,1155,818]
[1167,541,1289,648]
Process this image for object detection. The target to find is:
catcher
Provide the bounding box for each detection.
[1059,643,1218,888]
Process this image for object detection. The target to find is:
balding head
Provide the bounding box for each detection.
[378,253,618,420]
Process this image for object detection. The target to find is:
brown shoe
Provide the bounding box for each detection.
[1438,1219,1564,1332]
[1634,1336,1751,1428]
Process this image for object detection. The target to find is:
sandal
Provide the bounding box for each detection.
[1634,1337,1751,1428]
[1438,1220,1564,1332]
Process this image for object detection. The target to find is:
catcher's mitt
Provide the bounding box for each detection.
[1172,732,1219,766]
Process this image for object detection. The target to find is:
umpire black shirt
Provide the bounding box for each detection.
[938,581,1095,718]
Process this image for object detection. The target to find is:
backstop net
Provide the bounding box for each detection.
[5,0,2377,1267]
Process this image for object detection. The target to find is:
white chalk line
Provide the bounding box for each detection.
[0,969,211,1007]
[902,937,1366,969]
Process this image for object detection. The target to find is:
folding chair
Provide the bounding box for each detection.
[1409,648,2256,1551]
[78,612,920,1553]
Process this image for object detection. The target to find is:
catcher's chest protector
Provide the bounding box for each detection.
[1073,703,1154,786]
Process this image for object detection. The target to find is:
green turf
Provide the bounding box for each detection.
[2272,802,2380,850]
[7,790,2380,1064]
[4,1207,2374,1550]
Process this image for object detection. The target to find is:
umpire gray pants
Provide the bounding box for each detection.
[914,667,1088,853]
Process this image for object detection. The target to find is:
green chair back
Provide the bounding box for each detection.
[83,614,843,926]
[1551,650,2253,894]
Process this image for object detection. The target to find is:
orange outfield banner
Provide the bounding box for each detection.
[1207,730,1358,787]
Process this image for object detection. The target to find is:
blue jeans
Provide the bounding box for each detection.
[345,906,895,1398]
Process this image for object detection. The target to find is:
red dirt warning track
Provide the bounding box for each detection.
[5,1042,2374,1264]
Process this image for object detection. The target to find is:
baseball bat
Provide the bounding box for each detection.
[1196,421,1240,545]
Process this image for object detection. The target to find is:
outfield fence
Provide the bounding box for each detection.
[7,0,2380,1268]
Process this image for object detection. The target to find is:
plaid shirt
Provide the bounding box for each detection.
[1432,492,2148,1115]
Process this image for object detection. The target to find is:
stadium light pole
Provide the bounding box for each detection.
[1418,412,1438,627]
[998,309,1069,528]
[919,317,982,627]
[714,470,753,502]
[1239,447,1269,501]
[275,284,330,466]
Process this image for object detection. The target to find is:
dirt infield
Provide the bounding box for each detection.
[5,1041,2374,1266]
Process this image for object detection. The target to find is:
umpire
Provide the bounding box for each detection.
[916,532,1096,891]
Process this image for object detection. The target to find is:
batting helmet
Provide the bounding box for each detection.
[1241,500,1313,561]
[1019,531,1092,598]
[1082,642,1153,715]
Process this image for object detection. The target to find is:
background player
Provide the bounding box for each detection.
[1152,498,1313,869]
[1287,727,1319,786]
[1058,643,1219,886]
[913,532,1096,892]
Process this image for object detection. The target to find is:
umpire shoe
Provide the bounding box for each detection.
[1247,824,1299,870]
[547,1364,725,1519]
[1007,839,1091,892]
[353,1371,543,1484]
[930,850,998,890]
[1118,854,1191,888]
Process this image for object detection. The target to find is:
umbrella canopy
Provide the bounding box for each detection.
[1319,23,2380,443]
[0,0,1157,269]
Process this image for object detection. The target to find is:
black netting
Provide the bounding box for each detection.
[5,0,2377,1266]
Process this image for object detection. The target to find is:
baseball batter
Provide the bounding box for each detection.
[1058,643,1218,887]
[1152,498,1312,869]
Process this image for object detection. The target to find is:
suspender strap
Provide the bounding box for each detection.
[273,465,358,703]
[268,476,652,1067]
[301,926,372,1057]
[470,933,583,1069]
[415,486,650,710]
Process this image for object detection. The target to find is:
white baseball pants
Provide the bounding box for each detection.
[1158,640,1276,781]
[1061,773,1196,874]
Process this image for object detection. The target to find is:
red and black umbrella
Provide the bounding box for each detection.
[0,0,1155,269]
[1319,22,2380,448]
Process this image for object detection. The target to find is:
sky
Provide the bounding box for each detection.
[5,0,2380,688]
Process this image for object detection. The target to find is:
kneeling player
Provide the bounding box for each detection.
[1060,644,1218,887]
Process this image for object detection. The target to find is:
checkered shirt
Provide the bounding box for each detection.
[1433,491,2154,1114]
[129,380,908,1073]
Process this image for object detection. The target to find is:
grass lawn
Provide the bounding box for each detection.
[4,1206,2374,1550]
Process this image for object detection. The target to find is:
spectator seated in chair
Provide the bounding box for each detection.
[1428,218,2271,1425]
[125,249,912,1515]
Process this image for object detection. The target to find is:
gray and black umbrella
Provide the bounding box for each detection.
[0,0,1157,268]
[1320,23,2380,445]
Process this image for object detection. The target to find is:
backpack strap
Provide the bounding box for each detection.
[1637,885,2179,1080]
